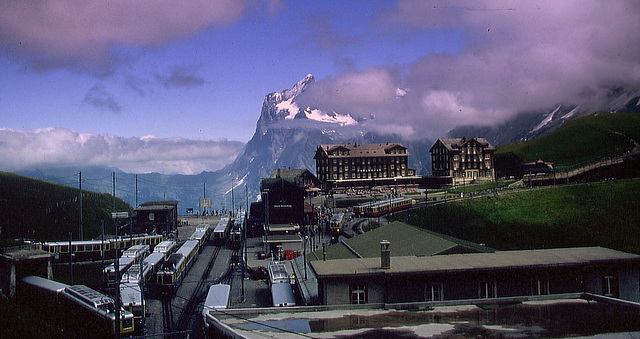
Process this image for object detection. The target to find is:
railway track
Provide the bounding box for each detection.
[170,246,221,338]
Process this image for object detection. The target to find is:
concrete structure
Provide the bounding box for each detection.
[311,246,640,305]
[0,245,53,298]
[314,143,418,191]
[430,137,495,185]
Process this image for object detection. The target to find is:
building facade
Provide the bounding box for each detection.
[314,143,416,189]
[311,246,640,306]
[430,137,495,185]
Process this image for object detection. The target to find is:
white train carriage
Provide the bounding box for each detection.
[202,284,231,330]
[153,240,177,260]
[121,244,150,262]
[143,251,165,281]
[103,256,135,284]
[189,230,207,250]
[271,282,297,307]
[213,217,231,246]
[120,282,144,325]
[63,284,136,336]
[196,223,213,240]
[157,239,200,293]
[21,276,135,338]
[267,261,290,286]
[36,234,163,262]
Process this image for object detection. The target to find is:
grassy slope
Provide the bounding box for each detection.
[496,113,640,167]
[0,171,133,243]
[405,179,640,254]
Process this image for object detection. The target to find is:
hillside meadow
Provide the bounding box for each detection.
[0,171,133,244]
[496,113,640,167]
[404,179,640,254]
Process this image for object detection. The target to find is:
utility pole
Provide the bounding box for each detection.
[79,171,83,241]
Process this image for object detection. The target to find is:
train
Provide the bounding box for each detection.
[103,244,150,284]
[190,223,213,250]
[36,234,164,262]
[229,211,245,250]
[20,275,136,338]
[353,197,414,218]
[153,240,177,260]
[267,262,296,307]
[156,239,200,294]
[212,217,232,246]
[328,212,345,237]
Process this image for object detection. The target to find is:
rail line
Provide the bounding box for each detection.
[170,245,222,336]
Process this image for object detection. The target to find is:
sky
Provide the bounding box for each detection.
[1,1,639,175]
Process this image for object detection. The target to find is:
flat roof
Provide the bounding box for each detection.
[310,247,640,279]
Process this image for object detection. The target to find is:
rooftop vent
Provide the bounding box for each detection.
[380,240,390,269]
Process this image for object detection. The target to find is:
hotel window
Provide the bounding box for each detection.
[478,280,497,299]
[350,282,368,304]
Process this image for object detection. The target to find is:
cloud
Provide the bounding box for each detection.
[0,0,280,71]
[83,86,123,113]
[156,66,207,89]
[0,127,245,175]
[304,1,640,139]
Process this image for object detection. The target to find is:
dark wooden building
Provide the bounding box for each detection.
[134,200,178,236]
[311,246,640,306]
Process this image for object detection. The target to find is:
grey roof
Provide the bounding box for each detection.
[310,246,640,279]
[432,137,495,152]
[317,143,408,157]
[313,221,492,260]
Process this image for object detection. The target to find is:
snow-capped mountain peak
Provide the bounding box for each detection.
[262,74,358,126]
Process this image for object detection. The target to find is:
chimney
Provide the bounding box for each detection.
[380,240,390,269]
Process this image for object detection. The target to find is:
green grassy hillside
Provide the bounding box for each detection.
[405,179,640,254]
[496,113,640,169]
[0,171,133,244]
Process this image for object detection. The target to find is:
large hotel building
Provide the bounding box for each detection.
[430,137,495,185]
[314,143,417,190]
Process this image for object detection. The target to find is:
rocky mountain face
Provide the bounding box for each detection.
[19,77,640,214]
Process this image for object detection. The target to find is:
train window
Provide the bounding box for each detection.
[149,212,155,221]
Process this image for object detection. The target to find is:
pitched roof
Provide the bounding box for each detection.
[313,221,493,260]
[317,143,408,157]
[432,137,495,152]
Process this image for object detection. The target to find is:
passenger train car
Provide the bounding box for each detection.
[20,275,135,338]
[328,212,345,237]
[156,239,200,294]
[202,284,231,336]
[103,244,150,284]
[152,240,177,260]
[36,234,163,262]
[229,211,245,250]
[212,217,231,246]
[267,262,296,307]
[365,197,414,218]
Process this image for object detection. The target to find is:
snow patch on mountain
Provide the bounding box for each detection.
[530,105,560,134]
[561,106,580,120]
